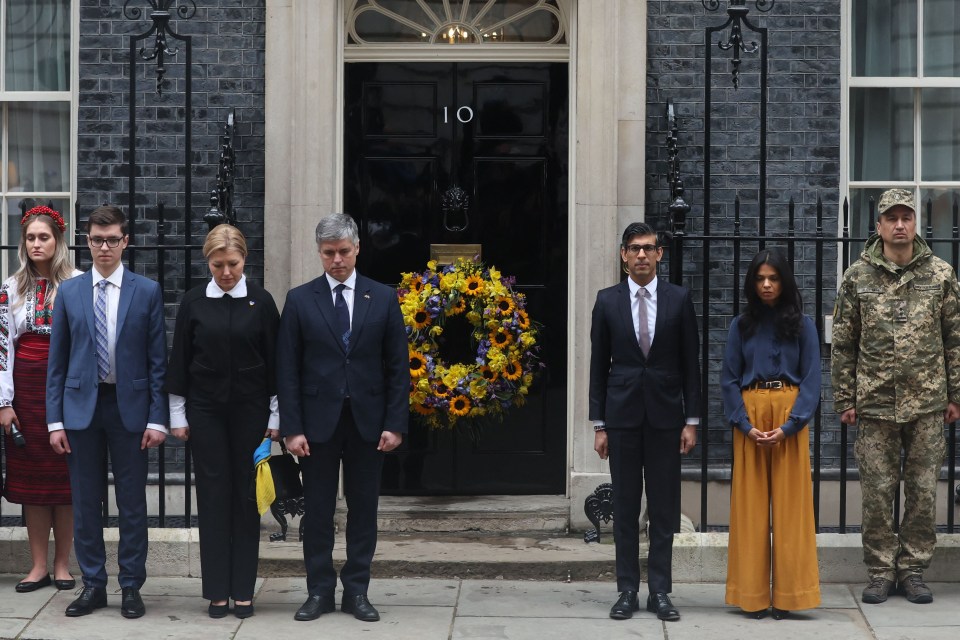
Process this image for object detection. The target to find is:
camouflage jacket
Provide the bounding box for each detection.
[831,234,960,422]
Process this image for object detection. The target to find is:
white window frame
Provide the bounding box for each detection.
[841,0,960,234]
[0,0,78,278]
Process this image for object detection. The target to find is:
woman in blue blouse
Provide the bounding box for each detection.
[721,249,821,619]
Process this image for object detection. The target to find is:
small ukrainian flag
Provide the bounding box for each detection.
[253,438,276,515]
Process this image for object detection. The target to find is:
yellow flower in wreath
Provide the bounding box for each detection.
[409,350,427,378]
[461,274,484,296]
[413,402,435,415]
[449,296,467,315]
[490,328,513,348]
[469,379,488,399]
[502,361,523,381]
[494,297,514,315]
[480,365,499,382]
[449,395,471,417]
[412,309,431,330]
[516,309,531,330]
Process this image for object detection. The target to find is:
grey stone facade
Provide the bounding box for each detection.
[645,1,843,468]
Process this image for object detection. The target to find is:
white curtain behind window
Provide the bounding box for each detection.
[5,0,70,91]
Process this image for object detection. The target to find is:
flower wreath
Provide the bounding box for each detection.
[398,258,541,428]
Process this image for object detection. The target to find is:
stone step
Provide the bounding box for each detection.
[366,495,571,534]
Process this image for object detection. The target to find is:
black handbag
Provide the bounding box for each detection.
[268,441,303,501]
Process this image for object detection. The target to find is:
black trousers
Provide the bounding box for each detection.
[299,401,384,598]
[188,396,269,601]
[606,423,681,594]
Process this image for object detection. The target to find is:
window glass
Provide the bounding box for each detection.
[5,0,71,91]
[921,88,960,181]
[849,88,914,182]
[920,187,960,262]
[8,102,70,192]
[851,0,916,77]
[924,0,960,77]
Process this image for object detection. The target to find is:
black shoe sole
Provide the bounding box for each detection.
[120,608,145,619]
[65,602,107,617]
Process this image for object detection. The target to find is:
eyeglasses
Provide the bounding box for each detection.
[624,244,659,255]
[89,236,124,248]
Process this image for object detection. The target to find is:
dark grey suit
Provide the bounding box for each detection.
[589,277,700,593]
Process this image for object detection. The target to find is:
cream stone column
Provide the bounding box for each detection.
[265,0,341,300]
[569,0,646,529]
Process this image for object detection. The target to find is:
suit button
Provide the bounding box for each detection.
[345,359,350,364]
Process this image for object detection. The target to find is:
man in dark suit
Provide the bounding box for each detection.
[277,213,409,623]
[589,222,701,621]
[47,205,169,618]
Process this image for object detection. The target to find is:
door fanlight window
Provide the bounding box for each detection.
[346,0,567,45]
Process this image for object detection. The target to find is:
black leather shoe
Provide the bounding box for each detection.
[609,591,640,620]
[234,603,254,619]
[341,594,380,622]
[65,586,107,617]
[120,587,145,619]
[208,602,229,618]
[646,592,680,621]
[15,575,52,593]
[746,608,768,619]
[54,578,76,591]
[294,594,336,621]
[771,607,789,620]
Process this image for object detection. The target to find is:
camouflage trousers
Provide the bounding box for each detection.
[854,413,946,582]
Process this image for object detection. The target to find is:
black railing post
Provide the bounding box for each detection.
[814,195,823,531]
[839,196,849,533]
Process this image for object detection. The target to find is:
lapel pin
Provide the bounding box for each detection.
[364,294,370,299]
[249,301,255,306]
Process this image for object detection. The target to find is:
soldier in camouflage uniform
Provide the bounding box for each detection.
[831,188,959,605]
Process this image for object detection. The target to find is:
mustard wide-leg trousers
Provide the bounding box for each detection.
[725,386,821,612]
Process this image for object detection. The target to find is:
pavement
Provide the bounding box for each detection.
[0,575,958,640]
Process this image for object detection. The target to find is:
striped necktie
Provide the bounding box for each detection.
[95,279,110,381]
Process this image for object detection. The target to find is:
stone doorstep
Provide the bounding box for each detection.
[2,528,959,583]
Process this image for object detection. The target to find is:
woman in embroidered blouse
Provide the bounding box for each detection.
[0,205,81,593]
[165,225,280,619]
[720,248,821,620]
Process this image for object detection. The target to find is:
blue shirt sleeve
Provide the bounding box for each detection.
[720,319,753,434]
[781,315,822,436]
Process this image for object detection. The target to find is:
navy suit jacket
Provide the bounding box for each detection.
[46,269,169,432]
[588,278,701,430]
[276,272,409,443]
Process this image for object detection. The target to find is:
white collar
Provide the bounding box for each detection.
[627,274,657,298]
[92,264,125,288]
[325,270,357,292]
[206,274,248,298]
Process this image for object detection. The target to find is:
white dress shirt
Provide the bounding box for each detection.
[49,265,167,433]
[325,270,357,327]
[167,275,280,431]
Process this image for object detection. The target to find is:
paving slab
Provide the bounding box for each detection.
[857,583,960,629]
[664,607,875,640]
[254,576,461,607]
[457,580,613,618]
[234,603,455,640]
[452,616,658,639]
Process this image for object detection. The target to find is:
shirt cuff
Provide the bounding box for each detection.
[592,420,605,431]
[169,394,188,429]
[267,395,279,431]
[48,422,64,432]
[685,417,699,425]
[146,423,168,434]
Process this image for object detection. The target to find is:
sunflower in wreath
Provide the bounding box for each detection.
[398,258,541,428]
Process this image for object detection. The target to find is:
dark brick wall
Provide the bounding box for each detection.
[77,0,266,472]
[645,1,843,468]
[77,0,266,295]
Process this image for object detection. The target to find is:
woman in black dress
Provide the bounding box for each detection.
[166,225,280,619]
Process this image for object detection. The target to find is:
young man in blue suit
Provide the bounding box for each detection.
[277,213,409,623]
[47,206,168,619]
[590,222,701,622]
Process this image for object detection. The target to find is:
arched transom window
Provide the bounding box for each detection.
[346,0,567,45]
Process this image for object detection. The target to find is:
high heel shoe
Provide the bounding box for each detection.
[771,608,789,620]
[745,608,768,619]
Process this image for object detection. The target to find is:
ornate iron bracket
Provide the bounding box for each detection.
[441,185,470,232]
[204,110,237,230]
[270,497,305,542]
[666,101,690,236]
[702,0,774,89]
[583,482,614,543]
[123,1,197,95]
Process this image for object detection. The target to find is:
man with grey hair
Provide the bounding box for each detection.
[277,213,409,623]
[832,188,960,605]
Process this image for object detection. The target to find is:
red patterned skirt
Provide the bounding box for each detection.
[3,332,71,505]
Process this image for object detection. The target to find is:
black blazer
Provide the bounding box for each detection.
[276,272,409,443]
[589,278,701,430]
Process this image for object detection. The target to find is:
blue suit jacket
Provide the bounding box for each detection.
[46,269,169,432]
[276,272,409,443]
[588,278,701,430]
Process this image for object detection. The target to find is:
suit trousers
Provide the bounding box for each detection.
[725,386,820,612]
[188,397,269,601]
[65,384,148,589]
[606,423,680,594]
[299,401,384,597]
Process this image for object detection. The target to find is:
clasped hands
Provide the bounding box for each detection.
[747,426,785,447]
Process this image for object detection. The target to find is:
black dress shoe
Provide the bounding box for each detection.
[609,591,640,620]
[771,607,789,620]
[341,594,380,622]
[234,603,254,619]
[65,586,107,617]
[294,594,336,621]
[120,587,145,619]
[208,602,229,618]
[54,578,76,591]
[745,608,768,619]
[646,592,680,621]
[15,575,51,593]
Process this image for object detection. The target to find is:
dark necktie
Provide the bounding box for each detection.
[334,283,351,348]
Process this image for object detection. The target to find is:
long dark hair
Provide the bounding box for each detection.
[738,248,803,340]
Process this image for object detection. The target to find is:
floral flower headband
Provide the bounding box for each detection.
[21,205,66,233]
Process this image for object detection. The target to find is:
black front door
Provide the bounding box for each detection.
[344,61,568,495]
